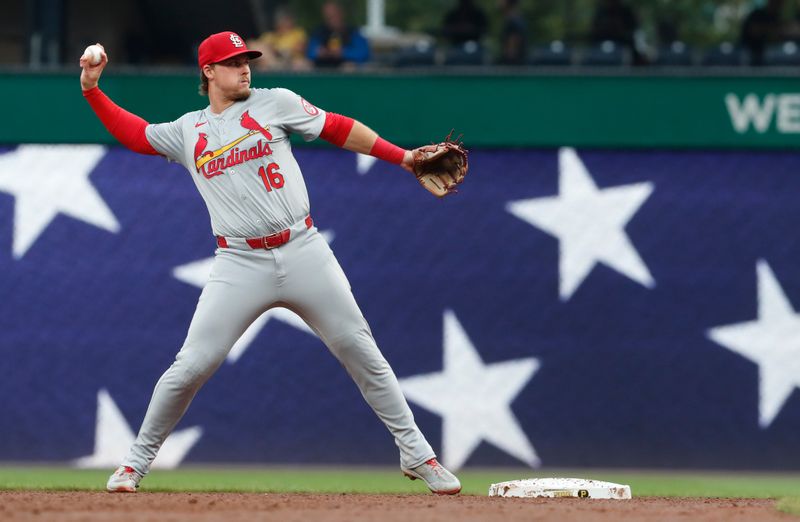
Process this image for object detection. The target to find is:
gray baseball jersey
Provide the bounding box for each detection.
[145,87,325,237]
[119,86,437,478]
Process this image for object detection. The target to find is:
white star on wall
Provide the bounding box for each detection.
[506,147,655,301]
[708,260,800,428]
[399,310,541,470]
[171,230,334,363]
[73,389,201,469]
[356,153,378,175]
[0,145,120,258]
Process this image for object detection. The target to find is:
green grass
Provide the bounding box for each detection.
[1,466,800,499]
[778,497,800,516]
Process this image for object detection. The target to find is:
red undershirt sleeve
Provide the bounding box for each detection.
[368,137,406,165]
[320,112,406,165]
[82,86,159,155]
[319,112,355,147]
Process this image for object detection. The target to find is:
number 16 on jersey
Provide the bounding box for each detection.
[258,162,285,192]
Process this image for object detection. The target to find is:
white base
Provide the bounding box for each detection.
[488,478,632,499]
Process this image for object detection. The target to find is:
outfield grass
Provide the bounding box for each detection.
[1,466,800,501]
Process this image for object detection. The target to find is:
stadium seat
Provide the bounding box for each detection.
[579,41,628,66]
[391,41,436,68]
[528,40,572,66]
[701,42,745,66]
[654,41,694,66]
[443,41,485,66]
[763,41,800,66]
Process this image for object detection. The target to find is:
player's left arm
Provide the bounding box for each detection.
[319,113,414,173]
[317,109,468,198]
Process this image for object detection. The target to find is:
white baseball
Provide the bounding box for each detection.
[82,45,102,65]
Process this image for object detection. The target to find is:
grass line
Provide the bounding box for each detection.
[1,467,800,498]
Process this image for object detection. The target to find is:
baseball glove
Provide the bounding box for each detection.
[411,132,468,198]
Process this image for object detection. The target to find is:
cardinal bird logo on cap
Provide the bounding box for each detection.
[240,111,272,141]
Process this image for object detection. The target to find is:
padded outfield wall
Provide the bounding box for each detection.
[4,70,800,148]
[0,72,799,471]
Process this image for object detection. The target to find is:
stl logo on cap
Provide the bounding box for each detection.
[229,33,244,48]
[197,31,262,69]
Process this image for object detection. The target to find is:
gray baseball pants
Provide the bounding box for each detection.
[122,225,434,474]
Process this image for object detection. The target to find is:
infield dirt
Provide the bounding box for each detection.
[0,491,794,521]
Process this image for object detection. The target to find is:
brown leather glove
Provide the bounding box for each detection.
[411,133,468,198]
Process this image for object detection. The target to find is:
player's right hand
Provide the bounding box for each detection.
[79,43,108,91]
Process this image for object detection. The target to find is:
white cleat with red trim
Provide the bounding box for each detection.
[402,458,461,495]
[106,465,143,492]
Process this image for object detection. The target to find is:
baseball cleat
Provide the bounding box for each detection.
[402,458,461,495]
[106,465,142,492]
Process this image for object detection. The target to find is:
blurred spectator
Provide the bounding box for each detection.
[307,1,370,69]
[498,0,527,65]
[247,8,311,72]
[740,0,786,65]
[442,0,489,46]
[590,0,645,64]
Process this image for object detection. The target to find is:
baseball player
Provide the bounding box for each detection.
[79,32,461,495]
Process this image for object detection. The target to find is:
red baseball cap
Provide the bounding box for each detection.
[198,31,262,69]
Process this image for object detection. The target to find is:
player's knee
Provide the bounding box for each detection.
[326,328,390,373]
[171,350,224,388]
